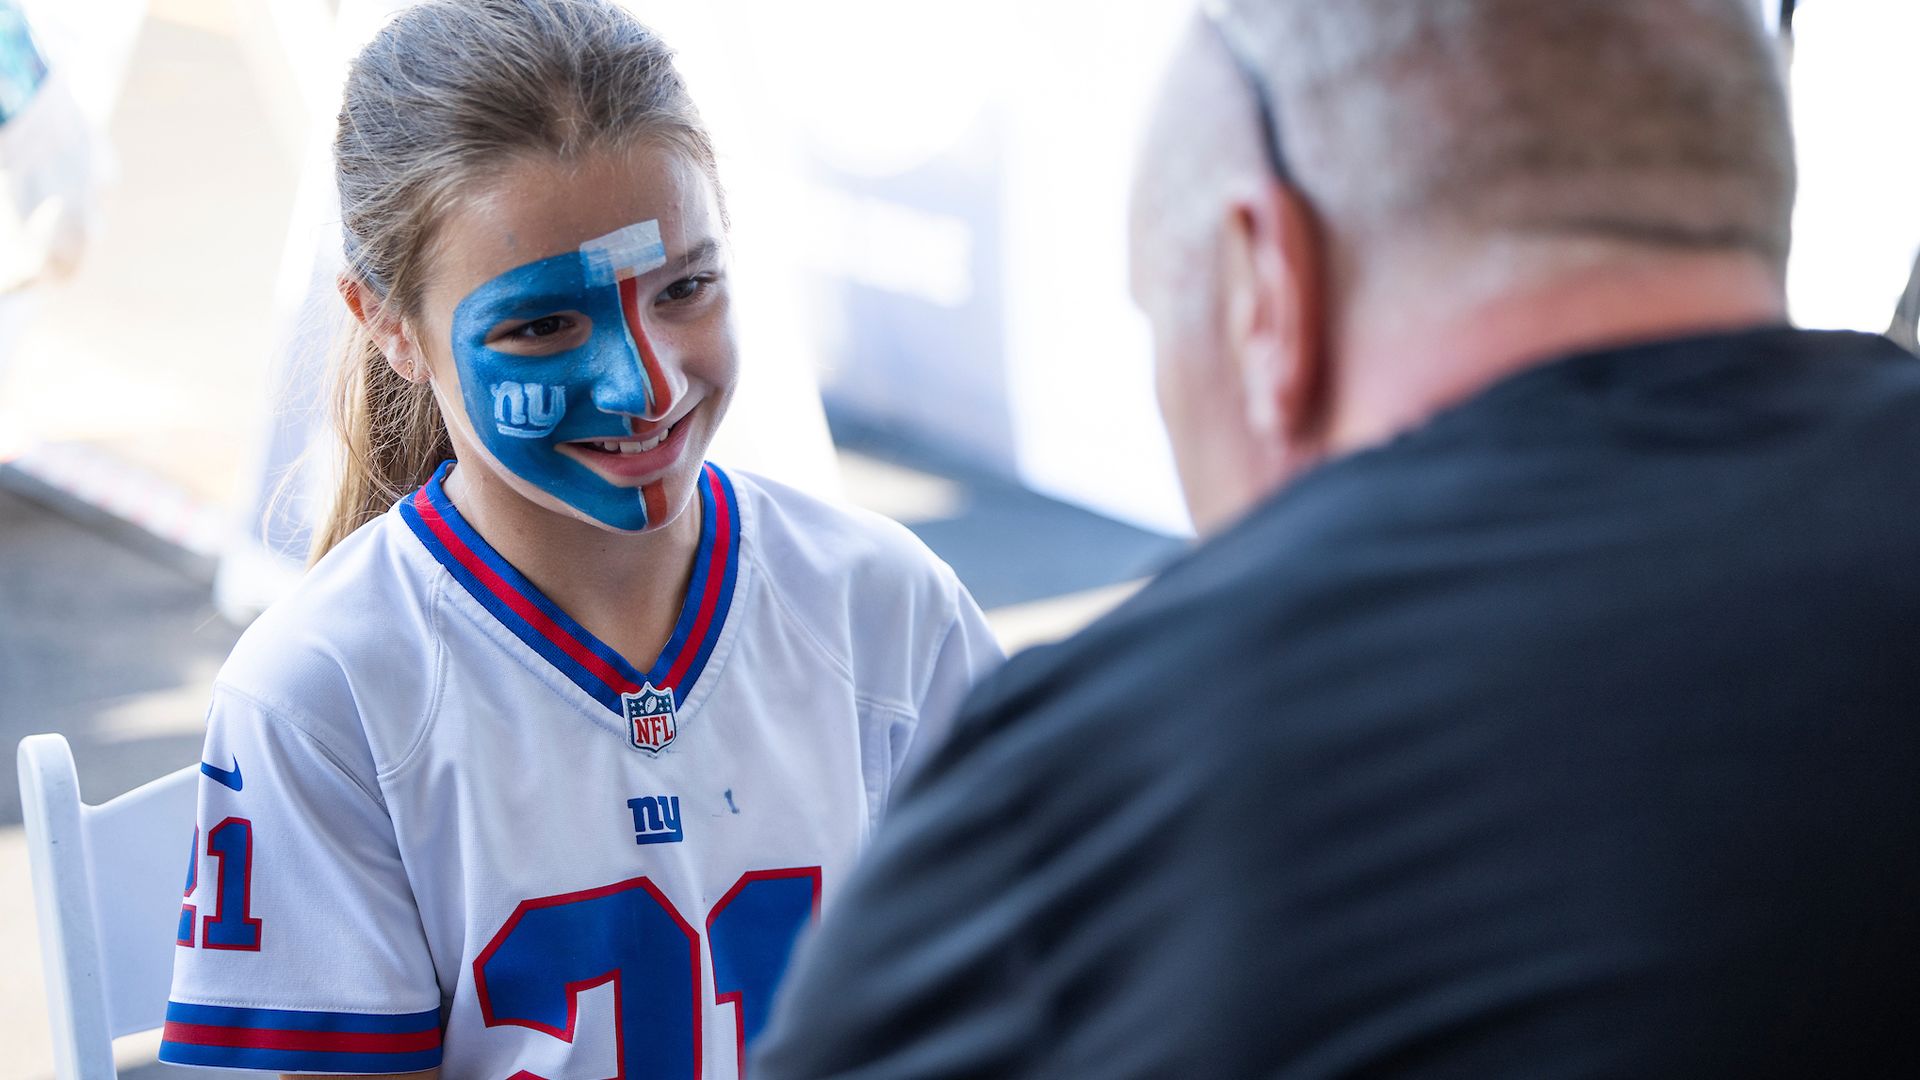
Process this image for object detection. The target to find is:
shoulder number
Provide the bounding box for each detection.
[176,818,262,951]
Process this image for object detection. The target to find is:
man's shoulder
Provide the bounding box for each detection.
[942,531,1278,772]
[938,326,1920,776]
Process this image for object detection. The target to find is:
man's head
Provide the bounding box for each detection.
[1130,0,1795,533]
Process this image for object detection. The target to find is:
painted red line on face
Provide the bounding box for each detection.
[412,489,639,695]
[662,466,729,688]
[618,276,675,419]
[642,480,668,526]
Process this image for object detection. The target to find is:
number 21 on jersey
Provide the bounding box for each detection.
[176,818,263,951]
[475,866,820,1080]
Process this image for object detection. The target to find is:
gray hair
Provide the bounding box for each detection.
[1229,0,1795,265]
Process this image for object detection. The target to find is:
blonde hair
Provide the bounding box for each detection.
[311,0,720,561]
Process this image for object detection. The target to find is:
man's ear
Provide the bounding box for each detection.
[339,274,428,385]
[1218,182,1329,449]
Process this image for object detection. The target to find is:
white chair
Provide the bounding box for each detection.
[18,733,198,1080]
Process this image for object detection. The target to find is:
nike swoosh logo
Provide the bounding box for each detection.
[200,757,243,792]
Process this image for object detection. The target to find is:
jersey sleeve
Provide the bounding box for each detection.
[158,684,443,1075]
[894,576,1003,782]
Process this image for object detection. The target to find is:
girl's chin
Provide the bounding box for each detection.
[471,439,708,535]
[553,473,697,536]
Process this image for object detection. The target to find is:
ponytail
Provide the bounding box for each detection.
[309,319,452,563]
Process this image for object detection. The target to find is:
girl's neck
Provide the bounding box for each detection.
[443,462,703,672]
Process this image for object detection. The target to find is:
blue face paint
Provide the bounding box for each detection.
[449,221,673,531]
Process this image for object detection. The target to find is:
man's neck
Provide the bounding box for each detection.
[1325,248,1789,456]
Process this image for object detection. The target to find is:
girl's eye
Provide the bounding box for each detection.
[515,315,570,338]
[487,312,588,353]
[660,275,716,304]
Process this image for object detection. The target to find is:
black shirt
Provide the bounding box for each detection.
[758,328,1920,1079]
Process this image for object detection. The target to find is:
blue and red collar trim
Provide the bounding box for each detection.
[399,461,742,717]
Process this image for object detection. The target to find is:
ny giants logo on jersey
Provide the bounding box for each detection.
[626,795,683,844]
[622,682,677,754]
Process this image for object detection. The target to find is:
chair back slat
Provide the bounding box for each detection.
[84,766,197,1038]
[19,733,200,1079]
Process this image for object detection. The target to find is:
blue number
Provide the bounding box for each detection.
[176,826,199,946]
[475,877,702,1079]
[475,867,820,1079]
[708,869,820,1067]
[201,817,262,950]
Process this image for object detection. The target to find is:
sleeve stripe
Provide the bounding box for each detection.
[161,1020,439,1054]
[163,1001,440,1033]
[157,1041,442,1074]
[158,1002,442,1073]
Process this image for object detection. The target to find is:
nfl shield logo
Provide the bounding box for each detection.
[622,683,678,754]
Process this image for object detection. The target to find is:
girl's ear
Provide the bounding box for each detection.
[339,274,429,384]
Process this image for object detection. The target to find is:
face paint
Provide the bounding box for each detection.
[449,220,684,531]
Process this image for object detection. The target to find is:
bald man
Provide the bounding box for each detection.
[759,1,1920,1075]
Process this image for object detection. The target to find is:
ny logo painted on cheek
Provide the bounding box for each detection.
[492,381,567,438]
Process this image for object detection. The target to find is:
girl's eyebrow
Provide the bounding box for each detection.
[478,292,585,321]
[469,237,723,320]
[658,237,722,279]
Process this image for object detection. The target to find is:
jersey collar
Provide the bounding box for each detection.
[399,460,743,718]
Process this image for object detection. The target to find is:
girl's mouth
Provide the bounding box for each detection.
[566,409,693,480]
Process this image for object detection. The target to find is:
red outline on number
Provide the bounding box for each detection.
[474,876,703,1080]
[201,817,263,951]
[177,825,199,947]
[706,867,822,1079]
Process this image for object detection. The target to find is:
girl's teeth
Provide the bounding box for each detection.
[591,429,669,454]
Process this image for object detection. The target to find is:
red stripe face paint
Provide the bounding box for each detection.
[617,274,682,420]
[642,480,669,525]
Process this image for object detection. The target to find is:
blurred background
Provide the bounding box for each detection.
[0,0,1907,1075]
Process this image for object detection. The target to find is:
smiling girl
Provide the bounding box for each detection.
[159,3,998,1077]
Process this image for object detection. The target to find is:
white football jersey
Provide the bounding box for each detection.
[160,462,1000,1077]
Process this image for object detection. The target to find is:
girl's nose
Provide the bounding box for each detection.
[594,277,688,422]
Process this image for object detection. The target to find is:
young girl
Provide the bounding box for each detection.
[158,3,999,1076]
